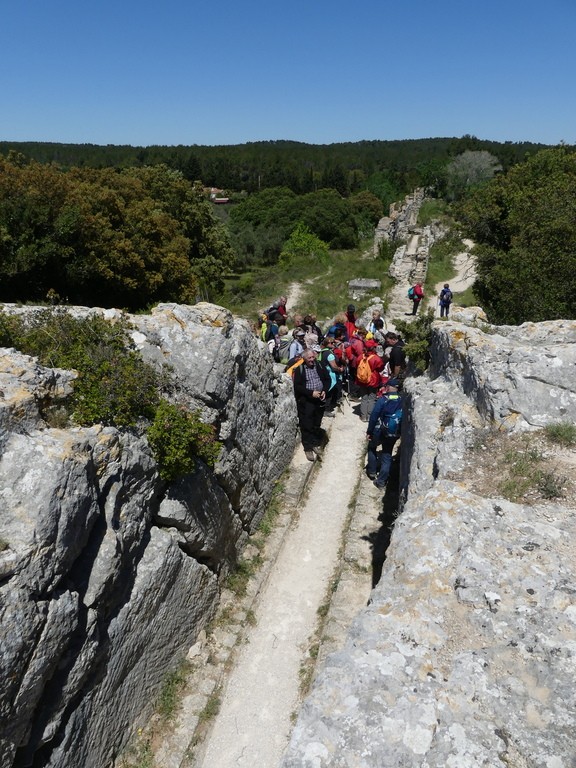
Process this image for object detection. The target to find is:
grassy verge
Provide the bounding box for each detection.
[465,429,573,504]
[452,284,477,307]
[215,238,394,326]
[417,198,450,227]
[424,230,462,300]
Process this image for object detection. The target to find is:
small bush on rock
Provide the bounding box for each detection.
[147,400,220,481]
[3,309,160,426]
[394,309,435,374]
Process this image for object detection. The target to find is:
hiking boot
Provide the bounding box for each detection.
[323,410,335,418]
[373,479,386,490]
[367,472,376,480]
[312,445,324,458]
[305,450,316,462]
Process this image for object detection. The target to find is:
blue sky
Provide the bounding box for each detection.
[1,0,574,147]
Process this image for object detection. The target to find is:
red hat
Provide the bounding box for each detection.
[365,339,377,349]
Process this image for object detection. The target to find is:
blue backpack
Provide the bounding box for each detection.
[381,396,403,437]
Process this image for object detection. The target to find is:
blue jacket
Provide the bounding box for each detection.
[367,393,403,436]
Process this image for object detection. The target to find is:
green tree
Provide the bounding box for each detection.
[298,189,358,249]
[445,150,502,202]
[457,147,576,323]
[349,190,384,226]
[0,158,233,307]
[278,222,329,268]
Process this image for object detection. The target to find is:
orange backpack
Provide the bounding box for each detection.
[356,354,373,385]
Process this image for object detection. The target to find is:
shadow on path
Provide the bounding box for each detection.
[363,457,401,589]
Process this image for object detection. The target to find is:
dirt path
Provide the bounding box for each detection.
[433,238,476,297]
[194,404,370,768]
[285,281,303,312]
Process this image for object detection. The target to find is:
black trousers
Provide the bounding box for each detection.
[296,398,325,450]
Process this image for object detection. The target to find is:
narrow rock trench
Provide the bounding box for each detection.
[151,398,403,768]
[149,198,446,768]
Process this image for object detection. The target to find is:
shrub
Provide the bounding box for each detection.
[147,400,220,481]
[278,222,330,268]
[3,309,160,427]
[394,309,435,374]
[544,421,576,447]
[538,470,567,499]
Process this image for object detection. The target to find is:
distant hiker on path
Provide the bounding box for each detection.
[439,283,453,318]
[408,282,424,315]
[293,348,331,462]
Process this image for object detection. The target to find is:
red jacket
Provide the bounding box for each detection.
[412,284,424,301]
[347,335,364,367]
[358,351,384,388]
[344,312,357,341]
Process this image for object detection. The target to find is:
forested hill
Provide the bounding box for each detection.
[0,136,548,194]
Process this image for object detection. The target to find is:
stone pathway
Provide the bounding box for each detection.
[194,402,380,768]
[138,216,477,768]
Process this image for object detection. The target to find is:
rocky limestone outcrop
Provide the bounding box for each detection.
[0,302,297,768]
[282,317,576,767]
[373,188,426,254]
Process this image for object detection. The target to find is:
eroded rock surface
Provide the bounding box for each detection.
[0,302,297,768]
[283,317,576,767]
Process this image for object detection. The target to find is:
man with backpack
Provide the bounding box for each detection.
[356,338,384,422]
[383,331,406,379]
[317,336,346,416]
[366,378,403,489]
[439,283,453,318]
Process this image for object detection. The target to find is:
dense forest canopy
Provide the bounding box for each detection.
[0,156,234,309]
[1,137,575,325]
[0,136,548,202]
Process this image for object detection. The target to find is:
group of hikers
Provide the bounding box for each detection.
[258,299,408,492]
[258,281,453,492]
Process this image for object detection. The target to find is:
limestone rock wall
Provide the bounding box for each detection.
[0,303,297,768]
[282,317,576,767]
[373,188,426,253]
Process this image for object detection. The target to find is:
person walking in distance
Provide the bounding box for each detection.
[409,281,424,315]
[292,348,331,461]
[439,283,453,318]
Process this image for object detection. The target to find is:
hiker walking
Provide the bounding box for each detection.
[355,339,384,422]
[317,336,346,416]
[292,348,331,462]
[408,281,424,315]
[287,328,306,361]
[383,331,406,379]
[366,378,403,489]
[439,283,453,318]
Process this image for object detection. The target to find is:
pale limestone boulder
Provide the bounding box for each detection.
[45,528,218,768]
[429,319,576,430]
[132,302,298,531]
[0,302,296,767]
[0,348,75,450]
